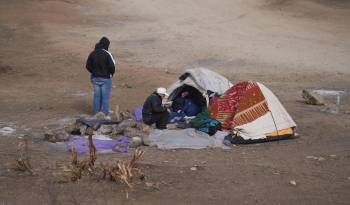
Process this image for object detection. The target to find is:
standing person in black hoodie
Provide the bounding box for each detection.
[86,37,116,117]
[142,87,170,129]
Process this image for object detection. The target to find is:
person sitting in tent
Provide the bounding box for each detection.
[142,87,170,129]
[172,91,189,112]
[169,91,202,123]
[169,91,188,123]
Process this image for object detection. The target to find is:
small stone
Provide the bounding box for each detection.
[317,157,325,161]
[44,129,70,143]
[141,123,152,134]
[120,111,133,120]
[129,137,143,148]
[290,180,297,186]
[120,119,137,129]
[273,172,280,175]
[121,83,133,89]
[79,125,88,135]
[145,182,160,191]
[94,112,105,120]
[166,124,177,130]
[98,125,113,135]
[329,154,336,158]
[0,127,15,135]
[125,127,147,139]
[190,167,197,171]
[302,89,325,105]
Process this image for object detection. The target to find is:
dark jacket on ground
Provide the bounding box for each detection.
[142,92,167,120]
[86,37,116,79]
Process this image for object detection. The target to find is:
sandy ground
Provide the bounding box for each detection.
[0,0,350,204]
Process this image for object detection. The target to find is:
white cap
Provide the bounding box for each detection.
[156,87,168,96]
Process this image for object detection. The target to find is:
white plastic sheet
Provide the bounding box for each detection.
[144,128,230,150]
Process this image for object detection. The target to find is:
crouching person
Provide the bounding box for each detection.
[142,87,170,129]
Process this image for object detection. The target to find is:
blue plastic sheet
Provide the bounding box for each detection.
[132,106,143,122]
[68,135,129,154]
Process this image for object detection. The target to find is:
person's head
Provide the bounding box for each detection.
[95,36,110,50]
[181,91,189,98]
[156,87,168,99]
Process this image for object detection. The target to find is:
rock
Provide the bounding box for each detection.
[129,137,143,148]
[0,127,15,135]
[79,125,88,135]
[141,123,153,134]
[121,119,137,128]
[120,111,132,120]
[98,125,113,135]
[145,182,160,191]
[112,120,138,135]
[329,154,336,158]
[306,155,325,161]
[112,127,125,136]
[289,180,297,186]
[121,83,133,89]
[166,124,178,130]
[306,156,318,160]
[302,89,325,105]
[95,112,105,120]
[44,129,70,143]
[65,121,82,135]
[125,127,147,139]
[190,167,197,171]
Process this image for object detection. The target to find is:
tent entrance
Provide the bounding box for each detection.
[168,85,207,109]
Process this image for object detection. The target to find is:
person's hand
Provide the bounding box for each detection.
[163,101,173,108]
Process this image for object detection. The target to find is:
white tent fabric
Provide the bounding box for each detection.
[167,68,232,104]
[235,83,296,140]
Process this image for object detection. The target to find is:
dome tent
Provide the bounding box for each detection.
[166,67,233,107]
[209,81,297,143]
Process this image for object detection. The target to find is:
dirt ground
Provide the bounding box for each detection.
[0,0,350,204]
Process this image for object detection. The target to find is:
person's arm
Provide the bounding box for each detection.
[85,53,93,73]
[151,96,166,113]
[105,50,116,76]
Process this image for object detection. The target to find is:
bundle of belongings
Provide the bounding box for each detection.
[142,68,297,149]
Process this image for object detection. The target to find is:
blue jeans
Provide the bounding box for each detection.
[91,77,112,115]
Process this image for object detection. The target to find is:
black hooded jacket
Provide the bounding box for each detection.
[142,92,167,119]
[86,37,116,78]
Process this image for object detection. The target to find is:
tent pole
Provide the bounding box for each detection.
[269,111,279,136]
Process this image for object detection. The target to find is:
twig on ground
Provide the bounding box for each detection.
[15,139,34,175]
